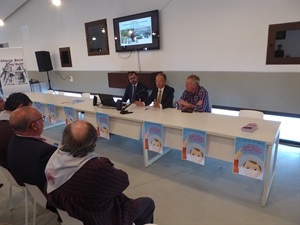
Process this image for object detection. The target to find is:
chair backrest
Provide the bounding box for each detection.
[0,166,21,187]
[57,208,84,225]
[0,166,29,225]
[238,110,264,119]
[24,183,47,208]
[81,92,90,98]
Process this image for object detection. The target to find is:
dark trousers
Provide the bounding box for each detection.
[134,197,155,225]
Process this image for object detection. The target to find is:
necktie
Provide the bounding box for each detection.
[131,85,136,102]
[157,89,162,104]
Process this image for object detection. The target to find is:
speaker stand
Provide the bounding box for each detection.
[46,71,52,90]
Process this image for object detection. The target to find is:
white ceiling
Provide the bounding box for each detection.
[0,0,28,21]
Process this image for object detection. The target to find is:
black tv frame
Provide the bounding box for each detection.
[113,10,160,52]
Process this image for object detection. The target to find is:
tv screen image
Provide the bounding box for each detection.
[113,10,160,52]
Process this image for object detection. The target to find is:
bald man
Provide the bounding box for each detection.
[46,120,155,225]
[7,106,57,193]
[0,93,32,170]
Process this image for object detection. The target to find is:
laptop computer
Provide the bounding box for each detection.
[98,94,117,108]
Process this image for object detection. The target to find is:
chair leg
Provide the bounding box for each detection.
[8,183,13,210]
[32,199,36,225]
[24,188,28,225]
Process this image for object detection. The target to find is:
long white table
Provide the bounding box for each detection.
[26,92,281,207]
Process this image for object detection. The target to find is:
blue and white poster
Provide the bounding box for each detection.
[143,121,163,154]
[96,112,109,139]
[182,128,207,165]
[33,102,44,115]
[233,137,266,180]
[0,48,31,97]
[64,107,75,125]
[47,104,57,124]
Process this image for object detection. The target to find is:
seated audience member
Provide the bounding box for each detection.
[0,93,32,170]
[138,72,175,109]
[122,71,148,104]
[7,106,57,192]
[0,96,4,111]
[0,96,5,188]
[178,74,211,112]
[46,120,155,225]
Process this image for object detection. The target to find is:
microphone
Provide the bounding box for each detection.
[120,88,147,115]
[120,102,133,114]
[135,88,146,99]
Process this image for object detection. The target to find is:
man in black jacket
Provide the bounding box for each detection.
[142,72,175,109]
[0,93,32,170]
[122,71,148,104]
[7,106,57,193]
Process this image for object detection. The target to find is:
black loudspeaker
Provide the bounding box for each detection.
[35,51,53,72]
[116,100,123,111]
[93,96,98,106]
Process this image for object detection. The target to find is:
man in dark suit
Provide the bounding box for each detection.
[8,106,61,221]
[0,93,32,170]
[143,72,175,109]
[7,106,57,193]
[122,71,148,104]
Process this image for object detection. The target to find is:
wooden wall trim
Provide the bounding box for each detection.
[108,72,161,89]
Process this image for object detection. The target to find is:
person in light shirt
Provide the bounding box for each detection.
[178,74,211,112]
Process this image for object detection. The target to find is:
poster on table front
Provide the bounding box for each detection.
[32,102,44,115]
[0,48,31,97]
[233,137,266,180]
[64,107,75,125]
[96,112,110,139]
[143,121,163,154]
[47,104,57,124]
[182,128,207,165]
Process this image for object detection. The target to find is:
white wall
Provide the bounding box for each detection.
[1,0,299,72]
[1,0,300,114]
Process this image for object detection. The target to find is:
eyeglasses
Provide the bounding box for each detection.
[31,115,46,123]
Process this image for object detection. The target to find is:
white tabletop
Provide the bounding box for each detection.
[27,92,280,145]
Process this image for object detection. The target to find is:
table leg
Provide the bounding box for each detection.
[261,131,280,206]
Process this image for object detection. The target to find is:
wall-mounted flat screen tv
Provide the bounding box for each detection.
[113,10,160,52]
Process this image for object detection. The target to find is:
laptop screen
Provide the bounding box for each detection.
[98,94,117,107]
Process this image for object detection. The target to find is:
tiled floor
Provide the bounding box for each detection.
[0,125,299,225]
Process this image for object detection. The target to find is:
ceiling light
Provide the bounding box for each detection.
[0,19,4,26]
[52,0,61,6]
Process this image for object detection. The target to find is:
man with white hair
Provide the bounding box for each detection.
[178,74,211,112]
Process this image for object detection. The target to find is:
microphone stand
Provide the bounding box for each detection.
[120,88,147,114]
[46,71,52,90]
[120,102,134,114]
